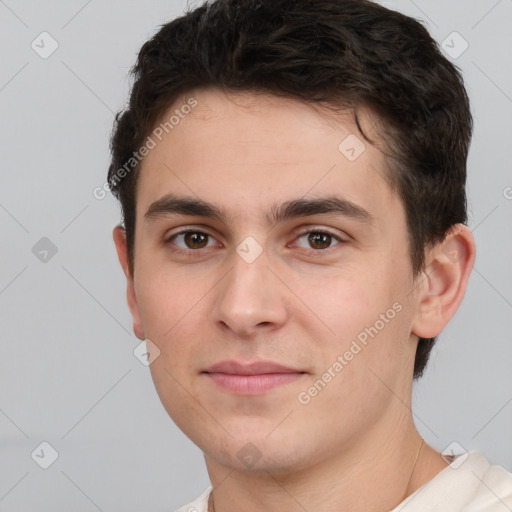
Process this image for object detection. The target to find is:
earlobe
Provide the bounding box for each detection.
[112,225,145,340]
[411,224,476,339]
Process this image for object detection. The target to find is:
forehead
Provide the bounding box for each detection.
[135,88,403,230]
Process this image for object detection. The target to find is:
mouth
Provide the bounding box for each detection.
[201,360,307,395]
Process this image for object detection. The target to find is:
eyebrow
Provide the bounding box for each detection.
[144,193,374,226]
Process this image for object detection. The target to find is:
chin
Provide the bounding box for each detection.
[199,428,326,475]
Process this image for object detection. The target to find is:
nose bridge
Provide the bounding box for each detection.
[211,242,288,334]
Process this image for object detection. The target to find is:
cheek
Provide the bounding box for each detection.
[134,263,222,372]
[137,270,209,430]
[133,273,194,396]
[135,262,200,334]
[296,266,411,379]
[292,269,380,342]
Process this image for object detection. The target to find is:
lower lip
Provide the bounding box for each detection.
[204,372,304,394]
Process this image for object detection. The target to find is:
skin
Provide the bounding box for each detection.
[113,88,476,512]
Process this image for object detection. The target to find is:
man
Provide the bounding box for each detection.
[107,0,512,510]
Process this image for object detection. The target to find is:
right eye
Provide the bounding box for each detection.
[165,229,221,254]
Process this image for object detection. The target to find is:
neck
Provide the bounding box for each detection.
[205,418,449,512]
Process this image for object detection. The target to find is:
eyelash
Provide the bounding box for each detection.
[164,227,346,256]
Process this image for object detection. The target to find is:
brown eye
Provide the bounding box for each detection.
[307,232,333,250]
[294,230,342,251]
[167,230,218,251]
[183,232,209,249]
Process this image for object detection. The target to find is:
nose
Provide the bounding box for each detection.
[210,247,289,338]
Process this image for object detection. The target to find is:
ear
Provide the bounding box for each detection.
[411,224,476,339]
[113,225,145,340]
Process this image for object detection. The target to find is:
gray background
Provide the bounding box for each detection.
[1,0,511,510]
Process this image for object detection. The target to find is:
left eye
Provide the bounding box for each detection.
[295,231,342,250]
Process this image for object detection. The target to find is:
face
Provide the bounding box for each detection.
[121,88,426,473]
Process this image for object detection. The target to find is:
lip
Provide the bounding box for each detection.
[203,360,303,375]
[202,360,306,395]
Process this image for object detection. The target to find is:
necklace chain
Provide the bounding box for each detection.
[208,438,424,512]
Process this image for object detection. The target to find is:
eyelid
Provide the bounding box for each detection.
[163,225,220,242]
[293,225,349,242]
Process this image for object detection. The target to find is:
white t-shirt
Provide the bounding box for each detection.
[175,450,512,512]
